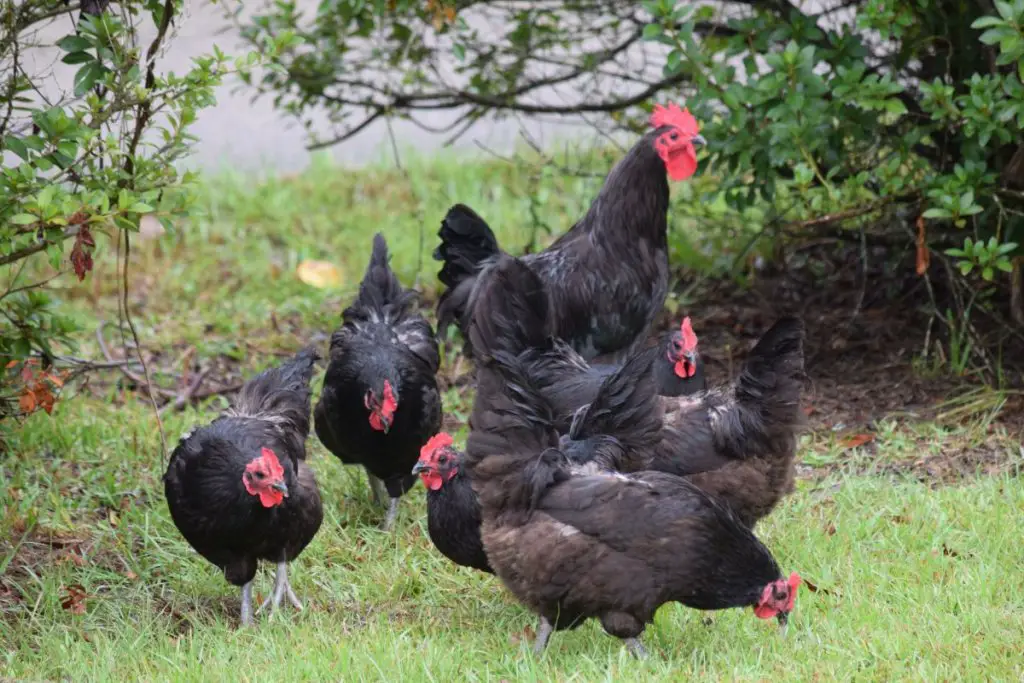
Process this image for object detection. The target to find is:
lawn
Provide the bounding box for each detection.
[1,150,1022,681]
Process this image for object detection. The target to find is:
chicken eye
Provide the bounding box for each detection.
[438,456,448,465]
[670,132,679,141]
[254,471,265,480]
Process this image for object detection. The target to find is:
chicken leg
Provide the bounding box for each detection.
[624,637,648,659]
[367,473,387,506]
[240,581,254,627]
[257,561,303,615]
[380,497,401,531]
[533,616,553,655]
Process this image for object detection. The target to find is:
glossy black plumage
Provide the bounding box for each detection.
[314,233,442,528]
[421,452,492,573]
[163,347,324,623]
[435,127,681,362]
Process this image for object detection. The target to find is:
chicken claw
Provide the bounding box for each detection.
[533,616,553,655]
[257,561,303,616]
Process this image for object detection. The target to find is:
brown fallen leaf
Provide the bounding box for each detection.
[124,570,138,581]
[802,579,832,596]
[61,584,87,614]
[824,523,837,536]
[840,433,874,449]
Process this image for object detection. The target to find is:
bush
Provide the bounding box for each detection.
[0,1,240,420]
[240,0,1024,375]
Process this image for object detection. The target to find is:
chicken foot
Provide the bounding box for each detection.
[533,616,553,655]
[257,561,303,616]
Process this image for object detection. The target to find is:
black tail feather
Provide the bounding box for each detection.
[435,204,501,338]
[465,348,566,515]
[345,233,416,322]
[232,346,321,455]
[718,317,806,460]
[466,255,551,365]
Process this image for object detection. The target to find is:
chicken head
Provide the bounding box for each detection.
[412,432,460,491]
[650,103,705,181]
[242,447,289,507]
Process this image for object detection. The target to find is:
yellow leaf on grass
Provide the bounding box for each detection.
[296,260,343,289]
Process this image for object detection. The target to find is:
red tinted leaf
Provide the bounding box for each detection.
[840,433,874,449]
[61,584,87,614]
[70,226,96,281]
[18,387,37,413]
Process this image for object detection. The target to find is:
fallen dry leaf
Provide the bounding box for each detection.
[123,570,138,581]
[824,522,837,536]
[61,584,87,614]
[840,433,874,449]
[296,259,343,289]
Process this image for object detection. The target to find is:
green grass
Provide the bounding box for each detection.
[2,151,1023,681]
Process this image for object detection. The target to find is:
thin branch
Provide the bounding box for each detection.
[0,226,80,268]
[121,231,167,458]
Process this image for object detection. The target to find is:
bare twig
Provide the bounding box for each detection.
[158,366,211,417]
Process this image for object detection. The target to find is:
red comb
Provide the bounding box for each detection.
[650,103,700,137]
[680,317,698,353]
[786,572,802,611]
[421,432,453,459]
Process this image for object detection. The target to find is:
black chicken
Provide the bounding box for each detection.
[435,104,706,362]
[464,343,801,656]
[164,347,324,626]
[314,233,442,530]
[412,432,492,573]
[468,254,706,431]
[564,316,806,528]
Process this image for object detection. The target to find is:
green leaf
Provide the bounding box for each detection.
[57,35,92,53]
[452,43,465,61]
[73,62,105,97]
[11,214,38,225]
[982,266,994,281]
[996,259,1014,272]
[4,135,29,160]
[971,16,1005,29]
[922,208,951,219]
[642,23,664,40]
[127,202,155,214]
[959,261,974,276]
[62,51,94,65]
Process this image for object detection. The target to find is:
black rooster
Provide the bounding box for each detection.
[164,347,324,626]
[314,233,442,530]
[435,104,706,362]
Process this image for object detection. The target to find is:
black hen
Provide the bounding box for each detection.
[463,340,801,656]
[164,347,324,626]
[435,105,706,362]
[314,233,441,530]
[566,317,806,527]
[413,433,491,573]
[469,254,705,431]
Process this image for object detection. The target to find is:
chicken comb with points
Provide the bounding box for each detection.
[680,316,698,352]
[650,103,700,137]
[421,432,454,459]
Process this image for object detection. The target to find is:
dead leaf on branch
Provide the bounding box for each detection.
[70,225,96,281]
[916,214,930,276]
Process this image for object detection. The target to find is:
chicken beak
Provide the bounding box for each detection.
[777,611,789,636]
[691,134,707,148]
[684,351,698,367]
[270,481,289,497]
[411,461,431,475]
